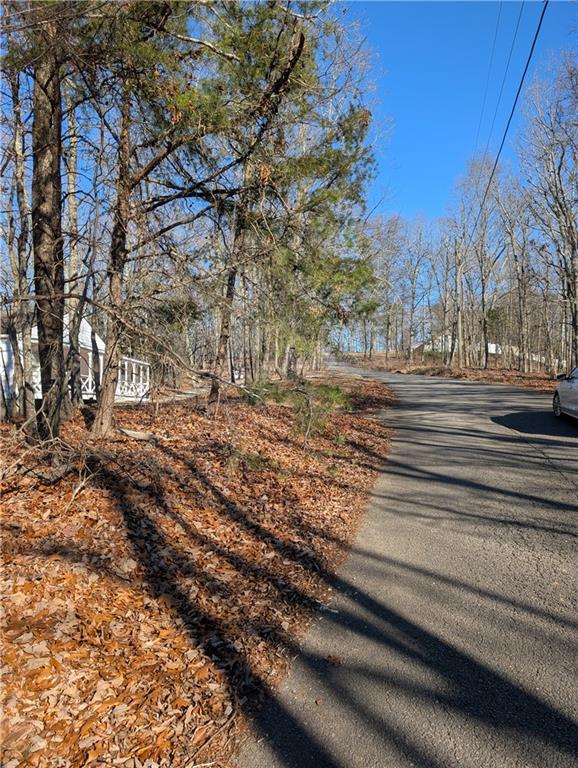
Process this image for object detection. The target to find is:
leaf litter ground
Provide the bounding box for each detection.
[1,373,393,768]
[346,353,557,393]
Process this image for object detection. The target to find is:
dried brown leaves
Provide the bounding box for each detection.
[348,354,556,393]
[1,375,392,768]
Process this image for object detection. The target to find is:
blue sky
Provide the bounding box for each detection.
[343,1,577,220]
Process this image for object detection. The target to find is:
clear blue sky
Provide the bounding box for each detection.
[343,1,577,219]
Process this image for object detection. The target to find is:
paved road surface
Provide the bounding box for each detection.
[237,369,578,768]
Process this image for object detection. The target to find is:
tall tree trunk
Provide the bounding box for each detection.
[286,346,297,380]
[207,173,251,413]
[368,322,374,360]
[480,265,489,369]
[5,319,24,420]
[91,89,131,436]
[481,314,489,369]
[65,90,83,406]
[452,254,464,369]
[408,299,415,362]
[31,38,64,439]
[569,245,578,368]
[273,325,280,373]
[514,252,529,373]
[384,310,390,362]
[242,277,251,383]
[207,262,238,414]
[7,71,36,432]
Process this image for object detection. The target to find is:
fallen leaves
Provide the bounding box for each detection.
[0,373,392,767]
[348,354,557,393]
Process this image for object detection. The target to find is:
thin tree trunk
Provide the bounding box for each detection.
[207,263,238,414]
[286,346,297,379]
[7,71,36,431]
[207,167,252,413]
[480,267,489,370]
[6,319,24,420]
[228,338,235,383]
[92,88,131,436]
[570,244,578,368]
[65,90,83,406]
[384,310,390,362]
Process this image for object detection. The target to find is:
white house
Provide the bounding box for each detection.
[0,314,151,412]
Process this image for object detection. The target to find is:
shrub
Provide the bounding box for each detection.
[225,445,273,471]
[242,379,349,439]
[287,382,350,438]
[242,379,285,405]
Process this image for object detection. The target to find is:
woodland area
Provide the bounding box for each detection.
[334,56,578,376]
[1,4,392,766]
[1,4,576,439]
[1,1,374,440]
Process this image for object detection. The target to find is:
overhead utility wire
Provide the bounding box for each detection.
[470,2,524,232]
[464,0,549,259]
[473,1,503,154]
[481,1,526,164]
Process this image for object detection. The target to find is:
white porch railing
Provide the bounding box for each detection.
[31,357,150,402]
[81,374,96,397]
[115,357,151,400]
[32,369,42,398]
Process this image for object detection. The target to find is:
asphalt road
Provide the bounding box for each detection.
[237,368,578,768]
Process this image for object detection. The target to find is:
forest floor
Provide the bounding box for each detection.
[0,372,394,768]
[342,354,558,394]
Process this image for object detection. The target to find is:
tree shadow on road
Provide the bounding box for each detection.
[238,556,578,768]
[12,387,578,768]
[74,445,578,768]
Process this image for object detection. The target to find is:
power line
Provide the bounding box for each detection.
[464,0,549,258]
[482,1,526,164]
[473,2,503,155]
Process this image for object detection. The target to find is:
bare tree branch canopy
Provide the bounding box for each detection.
[1,1,575,437]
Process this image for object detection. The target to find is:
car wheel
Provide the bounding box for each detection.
[553,393,562,417]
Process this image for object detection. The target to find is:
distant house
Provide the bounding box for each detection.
[0,314,151,414]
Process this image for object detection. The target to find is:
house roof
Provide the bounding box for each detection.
[1,313,105,354]
[34,315,106,354]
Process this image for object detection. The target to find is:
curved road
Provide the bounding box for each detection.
[238,369,578,768]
